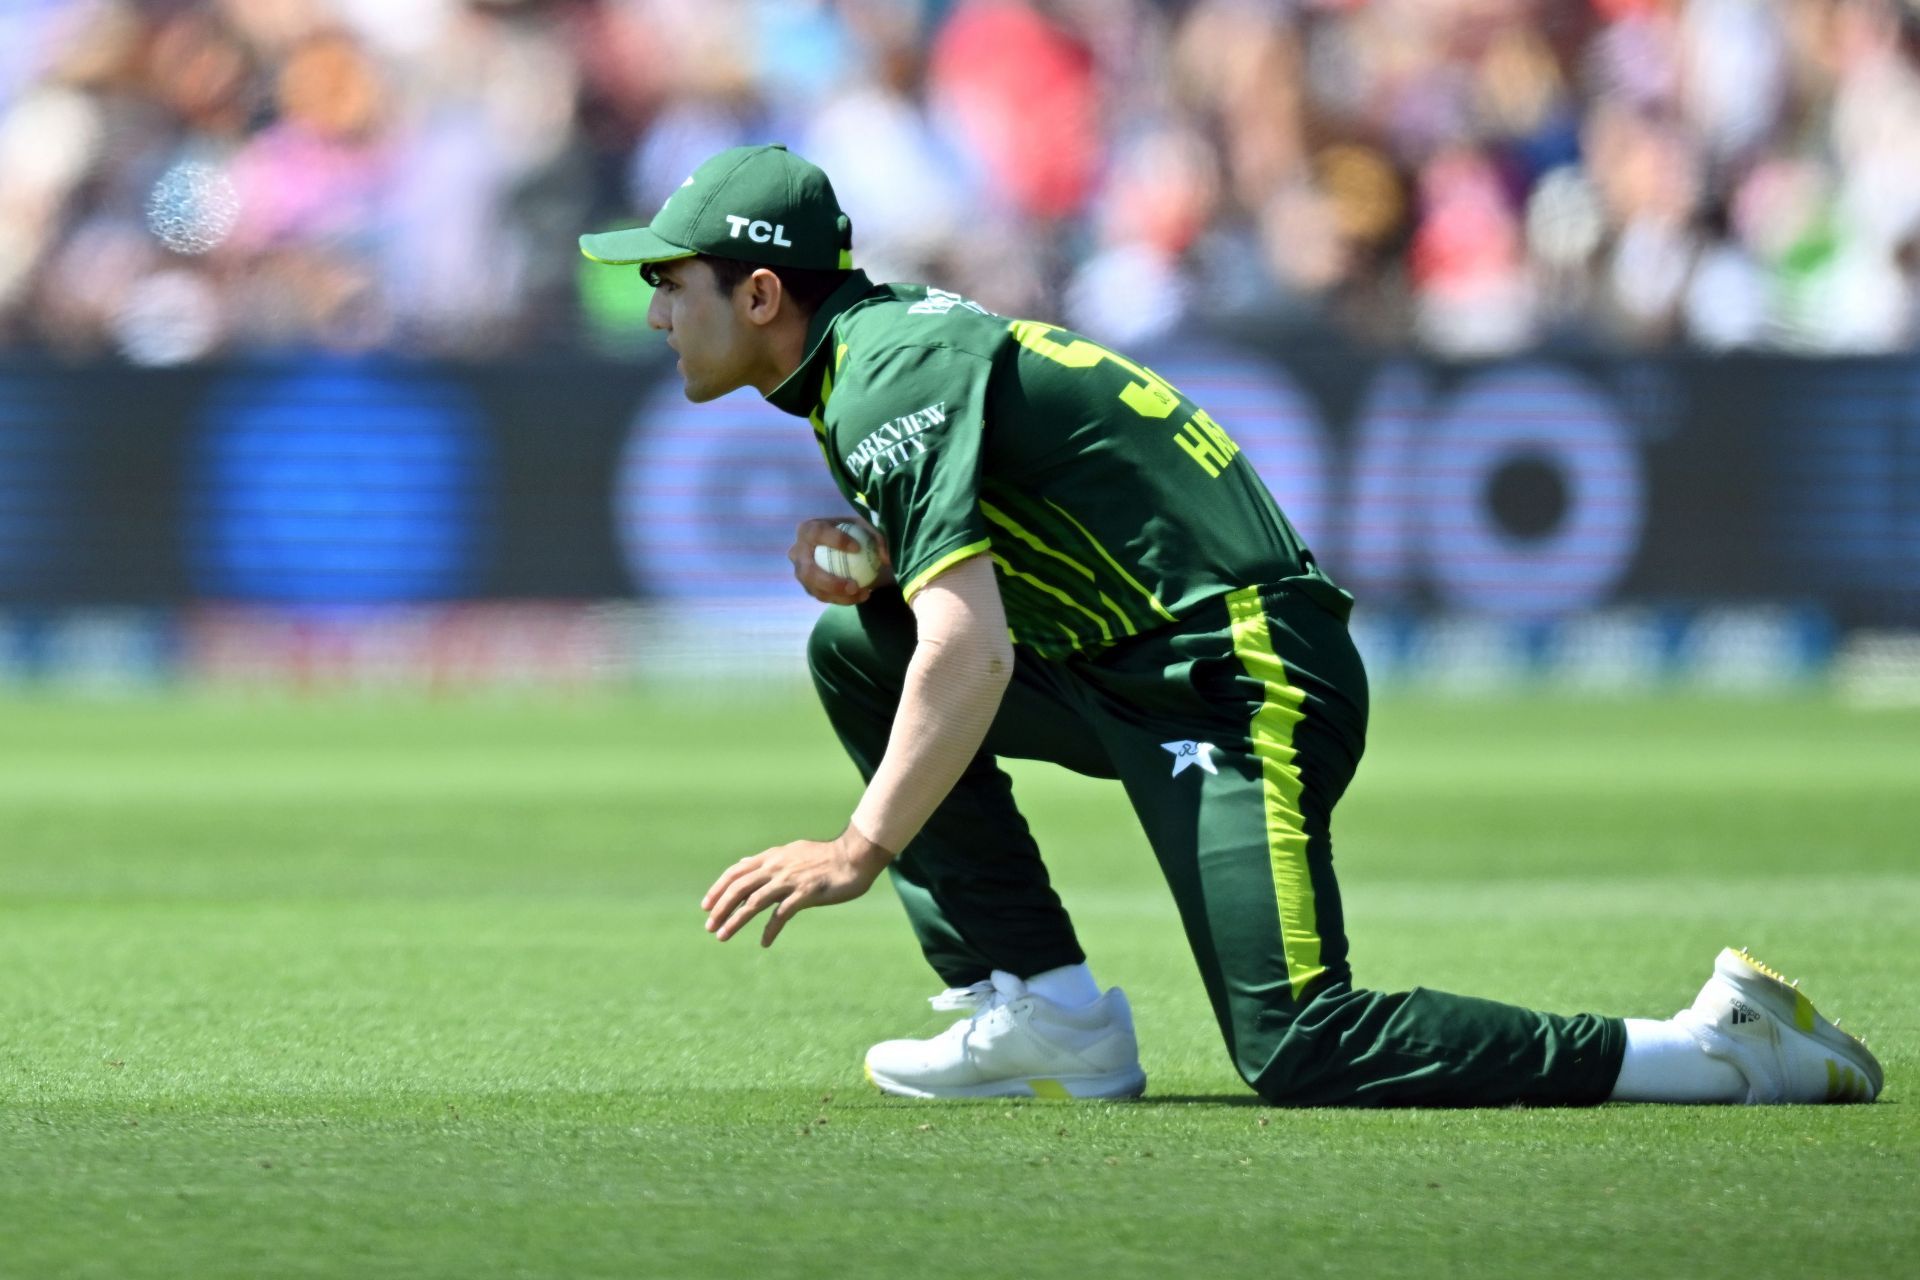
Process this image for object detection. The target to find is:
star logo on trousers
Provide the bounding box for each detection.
[1161,740,1218,777]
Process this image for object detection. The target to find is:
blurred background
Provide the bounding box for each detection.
[0,0,1916,698]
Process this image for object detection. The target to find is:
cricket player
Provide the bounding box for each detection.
[582,144,1882,1106]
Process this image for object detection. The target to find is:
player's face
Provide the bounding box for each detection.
[646,259,758,402]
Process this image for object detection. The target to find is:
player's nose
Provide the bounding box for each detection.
[646,290,670,332]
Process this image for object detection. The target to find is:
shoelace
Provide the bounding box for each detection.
[927,969,1028,1017]
[924,970,1030,1054]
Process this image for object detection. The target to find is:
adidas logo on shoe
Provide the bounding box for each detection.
[1729,1001,1762,1025]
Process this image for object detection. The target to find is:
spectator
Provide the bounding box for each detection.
[1,0,1916,361]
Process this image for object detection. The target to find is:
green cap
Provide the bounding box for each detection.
[579,143,854,272]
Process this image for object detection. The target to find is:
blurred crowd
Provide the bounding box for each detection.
[3,0,1919,364]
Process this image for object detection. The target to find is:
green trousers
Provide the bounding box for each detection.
[807,576,1625,1106]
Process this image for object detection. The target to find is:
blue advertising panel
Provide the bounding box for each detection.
[186,364,489,604]
[0,348,1911,629]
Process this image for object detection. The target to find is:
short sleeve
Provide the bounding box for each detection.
[828,344,993,600]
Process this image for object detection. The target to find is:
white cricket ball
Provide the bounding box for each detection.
[813,520,882,588]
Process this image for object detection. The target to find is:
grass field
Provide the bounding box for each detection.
[1,689,1915,1279]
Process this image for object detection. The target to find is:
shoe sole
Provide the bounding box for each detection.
[864,1061,1147,1101]
[1720,948,1883,1102]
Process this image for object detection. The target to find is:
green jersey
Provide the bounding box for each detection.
[767,272,1342,659]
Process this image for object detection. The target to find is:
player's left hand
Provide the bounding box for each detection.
[701,826,894,947]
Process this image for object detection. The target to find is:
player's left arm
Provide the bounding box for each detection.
[701,554,1012,946]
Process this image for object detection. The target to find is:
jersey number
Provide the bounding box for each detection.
[1009,321,1242,478]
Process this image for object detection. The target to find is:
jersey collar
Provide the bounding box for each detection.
[765,269,879,418]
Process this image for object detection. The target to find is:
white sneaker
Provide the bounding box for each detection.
[863,969,1147,1100]
[1676,947,1883,1104]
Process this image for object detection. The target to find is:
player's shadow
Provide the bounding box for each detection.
[1134,1093,1266,1107]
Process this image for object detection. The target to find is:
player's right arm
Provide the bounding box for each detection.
[808,339,1007,855]
[697,552,1009,948]
[846,552,1012,855]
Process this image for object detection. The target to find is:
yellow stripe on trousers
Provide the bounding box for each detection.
[1225,586,1324,1000]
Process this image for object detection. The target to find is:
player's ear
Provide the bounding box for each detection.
[742,267,785,327]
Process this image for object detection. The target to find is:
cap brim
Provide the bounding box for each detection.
[578,225,698,267]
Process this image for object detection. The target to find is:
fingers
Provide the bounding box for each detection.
[787,543,868,607]
[703,858,768,932]
[797,560,871,606]
[703,850,812,943]
[761,895,803,948]
[795,517,862,554]
[788,518,878,604]
[712,877,813,944]
[712,881,785,942]
[703,836,868,947]
[700,855,758,912]
[851,519,892,571]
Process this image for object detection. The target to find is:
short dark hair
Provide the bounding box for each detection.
[643,255,851,318]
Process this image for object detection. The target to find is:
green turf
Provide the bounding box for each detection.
[1,690,1914,1279]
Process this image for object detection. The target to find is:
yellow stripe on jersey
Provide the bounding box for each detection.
[901,539,994,603]
[979,500,1137,636]
[1040,498,1180,623]
[989,553,1111,645]
[1225,585,1323,1000]
[812,344,851,446]
[810,344,840,442]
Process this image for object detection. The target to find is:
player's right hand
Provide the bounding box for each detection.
[788,516,892,605]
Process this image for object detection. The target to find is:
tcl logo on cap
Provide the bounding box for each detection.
[723,214,792,246]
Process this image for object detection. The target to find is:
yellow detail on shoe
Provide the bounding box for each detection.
[864,1062,878,1089]
[901,539,995,602]
[1734,948,1822,1032]
[1028,1079,1071,1100]
[1225,585,1322,1001]
[1826,1060,1869,1103]
[1735,948,1791,984]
